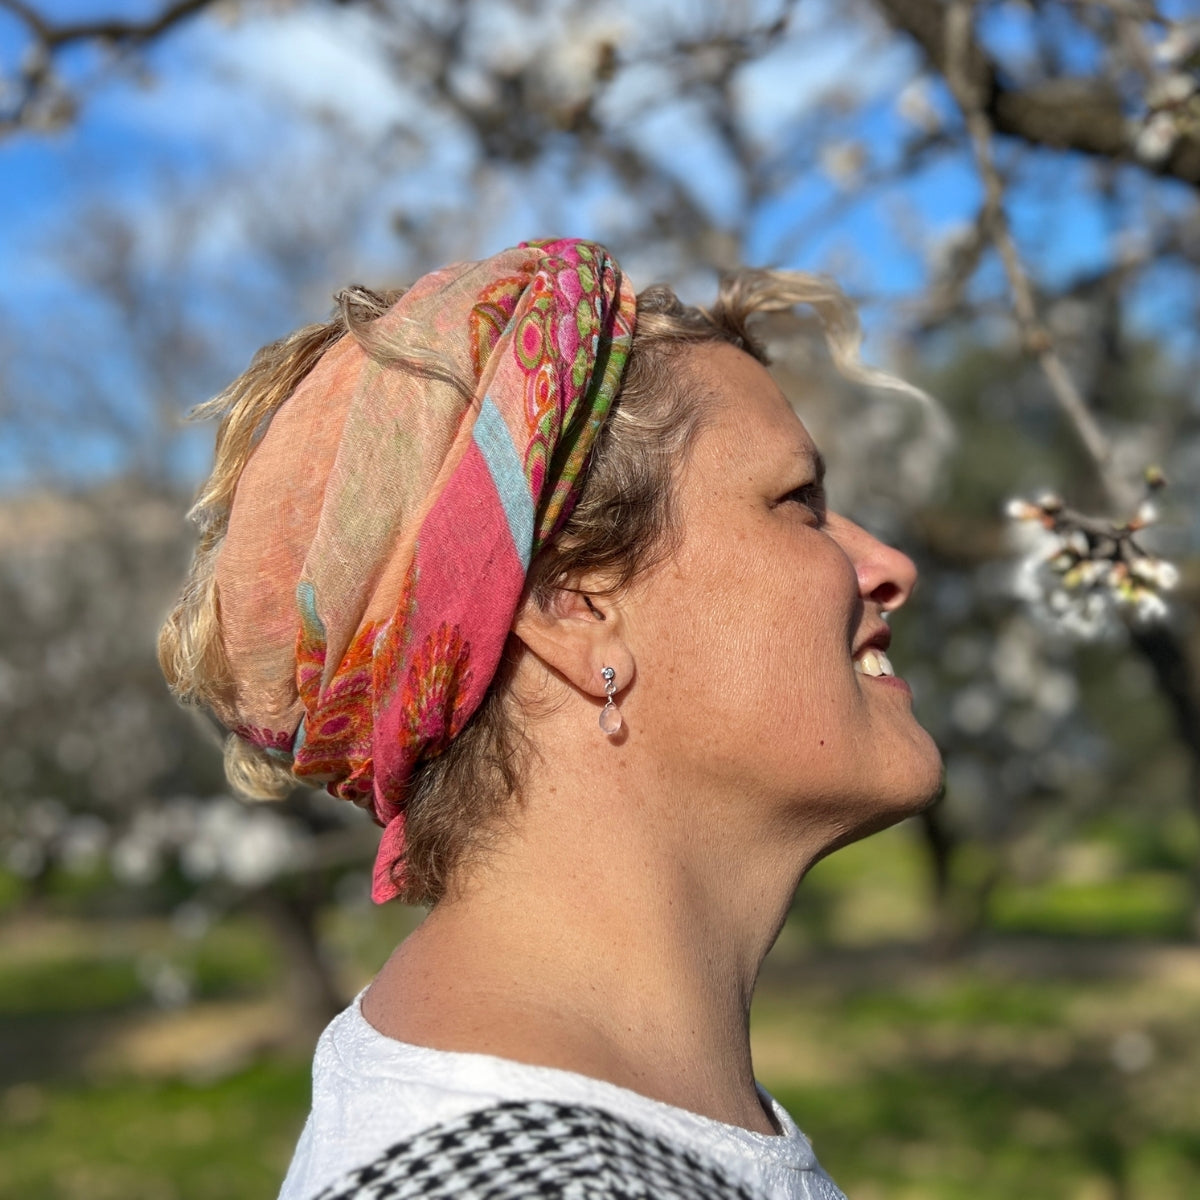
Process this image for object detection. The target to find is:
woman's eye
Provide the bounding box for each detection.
[780,483,827,524]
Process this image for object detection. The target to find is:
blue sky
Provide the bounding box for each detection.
[1,0,1194,489]
[0,0,940,307]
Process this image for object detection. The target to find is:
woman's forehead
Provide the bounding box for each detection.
[687,342,823,467]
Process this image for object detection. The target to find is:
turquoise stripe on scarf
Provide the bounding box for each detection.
[473,396,535,569]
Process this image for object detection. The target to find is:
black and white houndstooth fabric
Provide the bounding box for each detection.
[311,1099,760,1199]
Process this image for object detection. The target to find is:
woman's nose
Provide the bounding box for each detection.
[832,515,918,612]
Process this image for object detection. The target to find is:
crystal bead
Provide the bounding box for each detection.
[599,701,623,735]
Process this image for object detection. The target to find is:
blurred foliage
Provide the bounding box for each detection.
[2,830,1199,1200]
[0,1062,310,1200]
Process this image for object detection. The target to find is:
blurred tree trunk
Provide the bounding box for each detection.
[1130,625,1200,933]
[916,804,961,956]
[917,803,1005,958]
[254,882,345,1040]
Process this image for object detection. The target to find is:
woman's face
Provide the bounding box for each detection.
[620,343,942,841]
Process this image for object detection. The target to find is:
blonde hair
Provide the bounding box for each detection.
[160,268,895,905]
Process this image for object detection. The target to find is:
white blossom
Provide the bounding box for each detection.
[1135,111,1180,163]
[1006,489,1179,638]
[1135,499,1160,526]
[1132,590,1168,623]
[896,78,940,132]
[111,831,162,886]
[1157,24,1200,67]
[1147,71,1198,107]
[1006,498,1039,521]
[181,797,308,887]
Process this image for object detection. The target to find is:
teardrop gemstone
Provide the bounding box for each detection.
[599,702,623,735]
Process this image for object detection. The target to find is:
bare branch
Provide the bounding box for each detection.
[0,0,220,133]
[0,0,218,49]
[873,0,1200,188]
[942,0,1134,511]
[1059,0,1170,25]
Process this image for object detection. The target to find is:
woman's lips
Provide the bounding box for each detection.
[862,673,912,697]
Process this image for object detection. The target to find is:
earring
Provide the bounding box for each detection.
[598,666,623,735]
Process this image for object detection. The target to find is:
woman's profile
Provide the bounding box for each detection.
[159,238,942,1199]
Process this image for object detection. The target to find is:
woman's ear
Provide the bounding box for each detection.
[511,587,634,699]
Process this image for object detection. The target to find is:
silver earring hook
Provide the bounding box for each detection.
[599,666,622,735]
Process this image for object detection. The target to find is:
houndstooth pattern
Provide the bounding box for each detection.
[311,1099,760,1200]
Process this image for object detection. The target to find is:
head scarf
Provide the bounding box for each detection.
[211,239,636,901]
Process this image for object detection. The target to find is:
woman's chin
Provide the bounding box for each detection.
[895,734,945,820]
[878,714,944,805]
[840,737,945,844]
[912,730,946,801]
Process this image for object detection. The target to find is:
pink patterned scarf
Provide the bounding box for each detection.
[210,240,636,901]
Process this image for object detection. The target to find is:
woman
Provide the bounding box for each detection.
[160,239,942,1200]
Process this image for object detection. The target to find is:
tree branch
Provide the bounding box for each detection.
[873,0,1200,188]
[937,3,1200,900]
[0,0,217,49]
[942,0,1132,511]
[0,0,221,133]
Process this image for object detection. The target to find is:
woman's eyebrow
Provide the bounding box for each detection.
[792,447,826,483]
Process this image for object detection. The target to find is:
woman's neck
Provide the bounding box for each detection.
[362,765,820,1134]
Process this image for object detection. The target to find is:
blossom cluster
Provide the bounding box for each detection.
[1135,21,1200,163]
[1007,473,1179,639]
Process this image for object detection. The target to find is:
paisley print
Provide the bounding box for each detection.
[211,240,636,901]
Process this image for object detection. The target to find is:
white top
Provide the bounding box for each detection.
[278,992,847,1200]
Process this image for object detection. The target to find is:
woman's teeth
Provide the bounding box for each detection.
[854,648,895,677]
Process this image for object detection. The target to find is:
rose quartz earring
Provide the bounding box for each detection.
[599,666,623,735]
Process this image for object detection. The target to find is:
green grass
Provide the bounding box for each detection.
[772,1072,1200,1200]
[752,965,1200,1200]
[0,1061,310,1200]
[1,831,1198,1199]
[826,976,1074,1028]
[0,915,280,1021]
[0,953,143,1018]
[990,872,1193,939]
[188,921,283,998]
